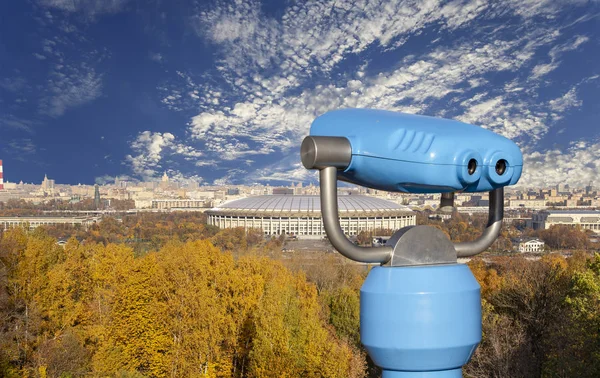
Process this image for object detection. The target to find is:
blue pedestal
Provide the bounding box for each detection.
[361,264,481,377]
[382,368,462,378]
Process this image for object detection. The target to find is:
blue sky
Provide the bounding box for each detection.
[0,0,599,187]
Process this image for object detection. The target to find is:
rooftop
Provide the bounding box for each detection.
[545,210,600,215]
[209,195,413,216]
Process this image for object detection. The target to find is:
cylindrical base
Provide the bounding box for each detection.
[361,264,481,373]
[382,368,462,378]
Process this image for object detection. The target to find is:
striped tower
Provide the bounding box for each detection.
[0,160,4,190]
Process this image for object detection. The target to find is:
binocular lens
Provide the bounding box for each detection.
[468,159,477,175]
[495,159,507,175]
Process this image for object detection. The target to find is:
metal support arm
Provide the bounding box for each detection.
[453,188,504,257]
[321,167,393,264]
[301,135,504,262]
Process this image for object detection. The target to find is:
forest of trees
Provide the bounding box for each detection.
[0,228,366,377]
[1,217,600,377]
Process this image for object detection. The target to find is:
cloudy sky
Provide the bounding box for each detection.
[0,0,599,187]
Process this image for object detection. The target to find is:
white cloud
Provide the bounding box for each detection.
[456,85,583,142]
[39,63,103,117]
[39,0,132,17]
[530,35,590,79]
[500,0,590,19]
[520,140,600,188]
[165,170,204,185]
[126,131,204,180]
[150,53,163,63]
[0,115,36,133]
[549,35,590,60]
[138,0,594,184]
[213,168,248,186]
[195,0,493,98]
[440,0,489,28]
[7,139,36,155]
[548,87,582,114]
[195,160,217,167]
[531,63,560,79]
[95,175,117,185]
[3,138,38,163]
[31,19,108,118]
[186,29,564,158]
[95,174,140,185]
[0,77,28,92]
[246,157,317,184]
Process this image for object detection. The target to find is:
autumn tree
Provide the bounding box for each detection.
[539,225,591,250]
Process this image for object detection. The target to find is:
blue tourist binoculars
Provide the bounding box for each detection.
[301,109,523,378]
[302,108,522,194]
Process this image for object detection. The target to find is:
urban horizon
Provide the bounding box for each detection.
[1,166,599,191]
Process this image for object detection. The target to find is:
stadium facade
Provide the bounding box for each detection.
[206,195,415,237]
[529,210,600,234]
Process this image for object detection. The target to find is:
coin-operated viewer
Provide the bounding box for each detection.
[300,108,523,378]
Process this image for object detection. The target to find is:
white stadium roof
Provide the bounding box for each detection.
[209,195,412,216]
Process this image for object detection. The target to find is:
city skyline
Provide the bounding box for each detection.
[0,1,599,187]
[2,168,598,191]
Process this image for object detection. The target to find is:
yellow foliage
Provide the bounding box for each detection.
[468,258,504,298]
[1,232,362,378]
[541,253,568,271]
[38,365,47,378]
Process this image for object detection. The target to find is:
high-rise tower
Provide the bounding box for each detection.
[0,160,4,190]
[94,184,101,209]
[586,181,595,195]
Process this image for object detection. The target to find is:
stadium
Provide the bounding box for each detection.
[206,195,415,237]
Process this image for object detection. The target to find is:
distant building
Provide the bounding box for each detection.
[456,207,490,215]
[159,172,171,190]
[272,188,294,195]
[115,176,128,188]
[585,182,595,195]
[41,174,55,191]
[134,199,152,209]
[207,195,415,237]
[428,213,452,221]
[0,216,100,231]
[529,210,600,234]
[94,184,101,209]
[151,199,211,210]
[557,183,568,194]
[507,199,547,209]
[517,238,545,253]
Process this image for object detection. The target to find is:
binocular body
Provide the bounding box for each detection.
[309,109,523,193]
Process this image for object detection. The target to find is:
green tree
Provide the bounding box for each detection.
[324,286,361,346]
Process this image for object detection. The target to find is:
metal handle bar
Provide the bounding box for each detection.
[321,167,393,263]
[454,188,504,257]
